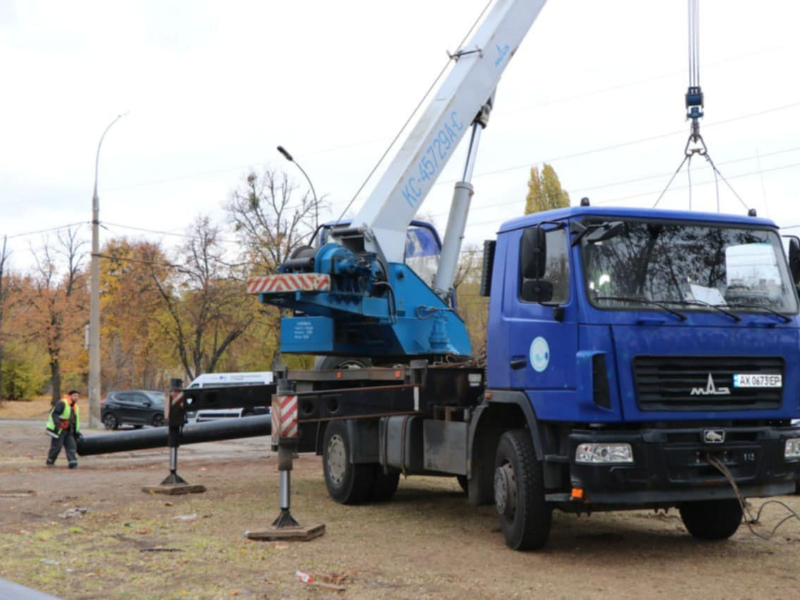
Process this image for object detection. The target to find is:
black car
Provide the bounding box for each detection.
[101,390,166,430]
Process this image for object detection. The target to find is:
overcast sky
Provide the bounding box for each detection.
[2,0,799,270]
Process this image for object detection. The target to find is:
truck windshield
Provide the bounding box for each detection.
[579,219,798,315]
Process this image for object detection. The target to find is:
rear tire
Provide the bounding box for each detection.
[314,356,372,370]
[368,468,400,502]
[322,421,375,505]
[152,414,165,427]
[494,430,551,550]
[679,499,742,540]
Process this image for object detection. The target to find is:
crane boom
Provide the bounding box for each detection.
[352,0,548,263]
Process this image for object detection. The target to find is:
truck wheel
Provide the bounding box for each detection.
[314,356,372,370]
[368,467,400,502]
[494,430,551,550]
[323,421,375,505]
[679,499,743,540]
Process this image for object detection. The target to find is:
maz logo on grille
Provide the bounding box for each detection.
[690,373,731,396]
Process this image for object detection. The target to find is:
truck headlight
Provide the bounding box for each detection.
[784,438,800,460]
[576,443,633,464]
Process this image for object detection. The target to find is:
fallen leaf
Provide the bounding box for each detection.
[136,528,152,535]
[164,502,174,507]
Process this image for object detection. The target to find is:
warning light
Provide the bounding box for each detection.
[336,371,342,379]
[395,370,402,378]
[571,488,584,500]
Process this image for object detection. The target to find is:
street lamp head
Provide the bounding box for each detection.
[277,146,294,162]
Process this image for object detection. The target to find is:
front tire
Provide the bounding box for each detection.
[322,421,375,505]
[494,430,551,550]
[679,499,742,540]
[102,412,119,430]
[152,414,165,427]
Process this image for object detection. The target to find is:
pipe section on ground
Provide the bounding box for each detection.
[77,415,271,456]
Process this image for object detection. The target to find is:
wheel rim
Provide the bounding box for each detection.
[338,360,365,369]
[494,462,517,519]
[154,415,164,426]
[103,414,116,428]
[326,434,347,486]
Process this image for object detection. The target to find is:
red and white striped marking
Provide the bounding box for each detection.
[274,394,298,439]
[165,390,183,420]
[246,274,330,295]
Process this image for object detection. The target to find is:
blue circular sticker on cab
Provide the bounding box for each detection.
[529,337,550,372]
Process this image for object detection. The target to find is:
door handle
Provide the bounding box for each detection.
[510,358,527,370]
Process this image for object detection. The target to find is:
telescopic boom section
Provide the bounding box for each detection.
[351,0,548,263]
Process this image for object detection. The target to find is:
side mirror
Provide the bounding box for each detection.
[789,237,800,285]
[521,227,547,279]
[143,401,152,408]
[521,279,554,303]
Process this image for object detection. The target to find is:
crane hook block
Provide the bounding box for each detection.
[685,85,704,120]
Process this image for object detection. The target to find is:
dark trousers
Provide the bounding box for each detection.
[47,430,77,466]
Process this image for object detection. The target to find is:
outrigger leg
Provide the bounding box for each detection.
[142,378,206,496]
[245,380,324,541]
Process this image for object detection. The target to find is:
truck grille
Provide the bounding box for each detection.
[633,356,783,411]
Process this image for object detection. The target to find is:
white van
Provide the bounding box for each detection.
[185,372,273,423]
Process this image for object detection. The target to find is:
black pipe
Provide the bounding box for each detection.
[77,415,271,456]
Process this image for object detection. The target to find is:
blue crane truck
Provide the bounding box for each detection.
[239,204,800,550]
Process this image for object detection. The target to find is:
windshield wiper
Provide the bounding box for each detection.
[718,303,792,323]
[594,296,686,321]
[658,299,741,322]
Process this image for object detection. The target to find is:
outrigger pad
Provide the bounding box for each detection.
[245,523,325,542]
[142,484,207,495]
[245,510,325,541]
[142,473,206,495]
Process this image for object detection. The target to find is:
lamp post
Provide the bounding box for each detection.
[277,146,319,233]
[88,112,127,427]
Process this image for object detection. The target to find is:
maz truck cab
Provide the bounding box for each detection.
[483,206,800,539]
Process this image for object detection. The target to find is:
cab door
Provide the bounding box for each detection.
[503,225,579,395]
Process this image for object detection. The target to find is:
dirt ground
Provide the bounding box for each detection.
[3,399,800,599]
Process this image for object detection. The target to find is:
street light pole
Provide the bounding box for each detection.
[277,146,319,233]
[88,112,127,427]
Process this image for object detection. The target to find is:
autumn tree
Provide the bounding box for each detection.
[525,163,570,214]
[99,239,173,390]
[25,229,89,404]
[225,168,326,273]
[454,245,489,355]
[0,236,9,403]
[148,216,258,382]
[225,168,325,369]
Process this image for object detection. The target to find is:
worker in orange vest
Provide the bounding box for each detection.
[45,389,82,468]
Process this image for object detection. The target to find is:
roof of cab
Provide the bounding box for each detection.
[497,206,777,234]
